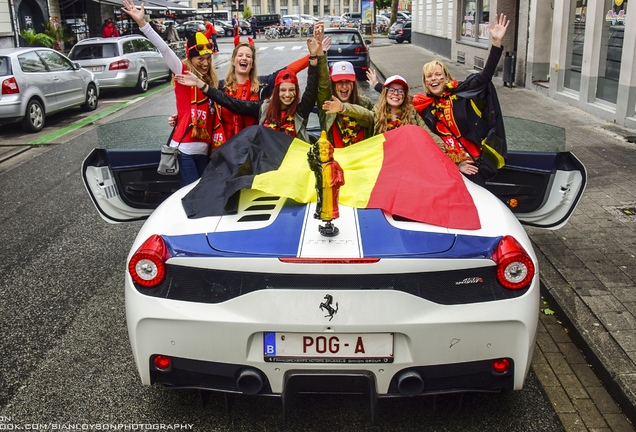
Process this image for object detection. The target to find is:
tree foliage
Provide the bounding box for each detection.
[242,6,252,20]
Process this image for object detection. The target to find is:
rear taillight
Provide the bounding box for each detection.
[153,355,172,371]
[129,235,170,287]
[354,46,368,53]
[109,59,130,70]
[398,30,404,34]
[492,358,510,373]
[492,236,534,289]
[2,77,19,94]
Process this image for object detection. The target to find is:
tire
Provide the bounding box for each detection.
[136,68,148,93]
[20,99,45,132]
[81,84,98,111]
[241,29,248,35]
[225,30,232,37]
[397,39,404,44]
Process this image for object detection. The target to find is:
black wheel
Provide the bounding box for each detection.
[225,29,233,37]
[81,84,98,111]
[20,99,45,132]
[241,29,248,35]
[397,39,404,44]
[136,68,149,93]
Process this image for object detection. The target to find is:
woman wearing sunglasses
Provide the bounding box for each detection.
[322,75,427,136]
[174,35,323,143]
[121,0,224,186]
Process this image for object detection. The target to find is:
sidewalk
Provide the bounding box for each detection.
[371,43,636,428]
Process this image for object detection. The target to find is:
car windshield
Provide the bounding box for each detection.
[70,44,119,60]
[328,32,362,45]
[0,56,10,75]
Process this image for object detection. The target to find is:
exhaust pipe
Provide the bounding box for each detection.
[236,368,264,395]
[397,370,424,396]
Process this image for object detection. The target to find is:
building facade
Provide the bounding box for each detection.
[410,0,635,128]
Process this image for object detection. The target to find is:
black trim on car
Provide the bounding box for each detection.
[134,264,529,305]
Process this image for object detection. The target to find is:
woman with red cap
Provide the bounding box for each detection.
[317,60,374,147]
[174,35,323,143]
[322,75,427,136]
[122,0,224,186]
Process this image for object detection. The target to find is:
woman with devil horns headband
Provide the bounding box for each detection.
[122,0,225,186]
[168,27,328,141]
[175,33,323,143]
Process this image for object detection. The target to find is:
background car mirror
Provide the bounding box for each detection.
[73,62,81,70]
[365,39,371,45]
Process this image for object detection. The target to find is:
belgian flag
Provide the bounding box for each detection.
[182,125,480,230]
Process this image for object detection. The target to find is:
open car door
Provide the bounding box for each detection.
[83,148,181,223]
[82,116,180,223]
[484,117,587,229]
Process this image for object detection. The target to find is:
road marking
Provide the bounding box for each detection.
[28,83,171,145]
[259,46,269,50]
[274,46,285,50]
[292,46,302,50]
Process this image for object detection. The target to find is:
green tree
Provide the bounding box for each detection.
[43,22,74,50]
[242,6,252,20]
[389,0,399,25]
[20,29,54,47]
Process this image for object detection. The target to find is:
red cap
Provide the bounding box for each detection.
[383,74,409,90]
[275,69,298,87]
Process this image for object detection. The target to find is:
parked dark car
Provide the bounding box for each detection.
[217,20,236,37]
[239,20,251,35]
[176,21,206,39]
[388,20,411,43]
[252,13,281,32]
[324,28,370,78]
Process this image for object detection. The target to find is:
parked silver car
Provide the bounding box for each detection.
[68,35,170,93]
[0,47,99,132]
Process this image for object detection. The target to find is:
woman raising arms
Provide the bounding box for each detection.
[175,34,324,143]
[121,0,224,186]
[414,13,509,184]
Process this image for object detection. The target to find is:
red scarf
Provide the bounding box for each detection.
[222,80,259,139]
[332,114,364,148]
[413,81,480,162]
[190,86,210,141]
[263,112,296,137]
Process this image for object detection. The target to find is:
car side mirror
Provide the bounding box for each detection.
[365,39,371,45]
[73,62,81,70]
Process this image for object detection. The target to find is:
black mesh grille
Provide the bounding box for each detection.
[135,264,528,305]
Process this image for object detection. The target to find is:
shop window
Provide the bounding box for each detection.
[596,0,626,104]
[460,0,489,43]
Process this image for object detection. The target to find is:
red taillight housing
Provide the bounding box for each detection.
[492,236,535,289]
[129,235,170,287]
[109,59,130,70]
[492,358,510,373]
[2,77,19,95]
[398,30,404,34]
[354,46,368,53]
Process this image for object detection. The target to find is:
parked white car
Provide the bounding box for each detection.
[68,35,171,93]
[0,47,99,132]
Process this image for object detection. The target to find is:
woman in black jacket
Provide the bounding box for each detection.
[412,14,509,184]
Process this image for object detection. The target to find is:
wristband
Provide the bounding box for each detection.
[308,55,318,60]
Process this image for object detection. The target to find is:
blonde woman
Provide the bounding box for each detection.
[122,0,224,186]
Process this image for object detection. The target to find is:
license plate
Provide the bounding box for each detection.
[264,332,394,363]
[87,66,102,72]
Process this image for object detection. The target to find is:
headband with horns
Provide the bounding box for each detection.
[234,35,255,46]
